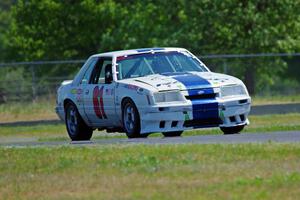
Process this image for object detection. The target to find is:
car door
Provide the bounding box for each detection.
[82,57,116,127]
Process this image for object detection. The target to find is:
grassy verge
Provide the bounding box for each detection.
[0,143,300,199]
[0,98,57,123]
[252,94,300,105]
[0,124,125,143]
[0,113,299,142]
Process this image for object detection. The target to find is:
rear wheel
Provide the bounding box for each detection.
[65,102,93,141]
[220,125,244,135]
[122,99,147,138]
[162,131,183,137]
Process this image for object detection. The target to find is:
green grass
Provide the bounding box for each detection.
[0,98,57,123]
[0,143,300,199]
[0,113,300,143]
[0,124,66,137]
[0,124,126,143]
[252,94,300,105]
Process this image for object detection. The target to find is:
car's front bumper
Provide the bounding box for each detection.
[139,96,251,134]
[218,97,251,127]
[139,103,192,134]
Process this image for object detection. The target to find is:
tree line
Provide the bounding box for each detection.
[1,0,300,95]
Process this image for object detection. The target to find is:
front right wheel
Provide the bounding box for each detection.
[220,125,245,135]
[162,131,183,137]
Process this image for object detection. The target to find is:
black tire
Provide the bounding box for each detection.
[65,102,93,141]
[122,99,147,138]
[220,125,245,135]
[162,131,183,137]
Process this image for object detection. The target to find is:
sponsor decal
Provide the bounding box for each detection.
[105,88,114,96]
[124,84,139,90]
[117,56,128,61]
[177,84,183,89]
[219,110,225,122]
[212,82,220,87]
[156,81,177,88]
[77,89,83,94]
[71,88,83,103]
[93,86,107,119]
[76,95,82,102]
[184,113,190,121]
[71,88,77,94]
[70,88,83,94]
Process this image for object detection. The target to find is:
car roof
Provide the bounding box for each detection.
[90,47,188,58]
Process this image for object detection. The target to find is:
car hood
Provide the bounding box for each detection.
[119,72,243,92]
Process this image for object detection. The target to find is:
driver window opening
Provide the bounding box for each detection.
[89,58,112,84]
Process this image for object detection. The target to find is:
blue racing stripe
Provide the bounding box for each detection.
[166,73,211,90]
[164,72,219,124]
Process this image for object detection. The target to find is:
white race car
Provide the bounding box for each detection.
[56,47,251,140]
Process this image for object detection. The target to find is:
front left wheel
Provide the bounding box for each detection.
[122,99,147,138]
[65,102,93,141]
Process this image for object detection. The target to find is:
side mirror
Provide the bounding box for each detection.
[105,64,113,84]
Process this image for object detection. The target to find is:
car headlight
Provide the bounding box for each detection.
[220,84,247,98]
[153,91,184,103]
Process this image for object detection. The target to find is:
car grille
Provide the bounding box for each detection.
[184,118,222,127]
[185,93,216,100]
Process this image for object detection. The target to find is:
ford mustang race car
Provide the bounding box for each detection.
[55,47,251,140]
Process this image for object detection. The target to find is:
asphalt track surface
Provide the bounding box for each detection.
[1,131,299,148]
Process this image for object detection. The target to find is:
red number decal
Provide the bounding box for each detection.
[93,86,107,119]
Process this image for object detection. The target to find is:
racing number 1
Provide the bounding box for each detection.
[93,86,107,119]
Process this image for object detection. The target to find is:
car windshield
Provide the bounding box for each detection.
[116,51,208,80]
